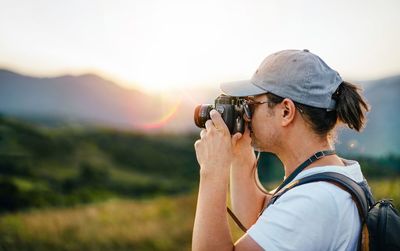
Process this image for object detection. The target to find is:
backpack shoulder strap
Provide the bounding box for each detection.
[265,172,369,220]
[261,172,371,251]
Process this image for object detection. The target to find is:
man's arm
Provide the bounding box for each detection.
[192,110,264,251]
[229,128,271,229]
[192,169,264,251]
[230,160,270,229]
[192,169,233,251]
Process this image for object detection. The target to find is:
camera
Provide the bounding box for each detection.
[194,94,251,135]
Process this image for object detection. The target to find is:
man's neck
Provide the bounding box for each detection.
[276,136,343,179]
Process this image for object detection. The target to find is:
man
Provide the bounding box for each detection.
[192,49,369,251]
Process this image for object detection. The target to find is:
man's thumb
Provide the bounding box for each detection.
[232,132,242,145]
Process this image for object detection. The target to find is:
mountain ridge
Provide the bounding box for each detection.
[0,68,399,156]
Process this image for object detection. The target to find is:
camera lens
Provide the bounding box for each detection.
[194,104,213,128]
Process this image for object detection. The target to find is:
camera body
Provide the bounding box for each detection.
[194,94,250,135]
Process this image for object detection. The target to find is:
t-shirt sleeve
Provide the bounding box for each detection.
[246,183,339,251]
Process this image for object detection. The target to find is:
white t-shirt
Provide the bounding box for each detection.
[247,159,363,251]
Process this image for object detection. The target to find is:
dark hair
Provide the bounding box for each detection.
[266,81,369,136]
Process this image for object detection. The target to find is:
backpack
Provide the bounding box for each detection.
[266,172,400,251]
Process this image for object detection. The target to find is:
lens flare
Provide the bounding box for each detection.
[137,97,182,130]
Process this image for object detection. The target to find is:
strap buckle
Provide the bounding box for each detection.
[314,151,325,159]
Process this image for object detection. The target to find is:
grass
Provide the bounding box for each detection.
[0,193,197,251]
[0,178,399,251]
[368,178,400,209]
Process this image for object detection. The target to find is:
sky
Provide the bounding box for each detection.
[0,0,399,94]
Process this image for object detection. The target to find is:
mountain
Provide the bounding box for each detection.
[0,69,195,132]
[0,69,399,156]
[336,75,400,157]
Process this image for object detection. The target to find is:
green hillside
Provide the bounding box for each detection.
[0,116,399,250]
[0,116,200,212]
[1,116,400,213]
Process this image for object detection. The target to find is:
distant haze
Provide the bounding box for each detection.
[0,69,399,156]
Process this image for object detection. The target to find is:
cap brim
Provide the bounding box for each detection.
[220,80,267,97]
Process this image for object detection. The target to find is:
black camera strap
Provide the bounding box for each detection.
[227,149,336,232]
[274,149,336,193]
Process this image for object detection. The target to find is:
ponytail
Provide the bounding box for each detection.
[334,81,369,131]
[265,81,369,138]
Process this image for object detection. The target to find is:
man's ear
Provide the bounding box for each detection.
[280,98,296,126]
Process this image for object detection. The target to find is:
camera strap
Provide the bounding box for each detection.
[227,149,336,233]
[274,149,336,193]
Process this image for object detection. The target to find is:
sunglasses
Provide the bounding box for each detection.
[244,99,273,119]
[244,98,304,119]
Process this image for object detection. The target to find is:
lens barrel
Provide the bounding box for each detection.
[194,104,213,128]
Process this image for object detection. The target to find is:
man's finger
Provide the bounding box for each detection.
[232,132,242,145]
[194,139,201,149]
[243,124,251,137]
[200,129,207,138]
[210,110,229,132]
[205,120,214,131]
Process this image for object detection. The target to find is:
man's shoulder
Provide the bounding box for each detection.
[252,176,358,250]
[294,159,364,183]
[271,167,361,220]
[250,164,362,250]
[276,180,348,210]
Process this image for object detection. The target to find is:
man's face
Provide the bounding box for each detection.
[247,94,281,152]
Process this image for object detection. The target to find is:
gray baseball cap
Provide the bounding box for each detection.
[220,49,343,110]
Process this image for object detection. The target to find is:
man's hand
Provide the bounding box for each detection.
[231,126,256,169]
[194,110,233,176]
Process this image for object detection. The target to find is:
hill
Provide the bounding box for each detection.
[1,68,399,156]
[336,75,400,156]
[0,116,199,212]
[0,117,399,213]
[0,69,195,132]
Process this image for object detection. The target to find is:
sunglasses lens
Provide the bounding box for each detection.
[249,103,255,115]
[244,103,252,119]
